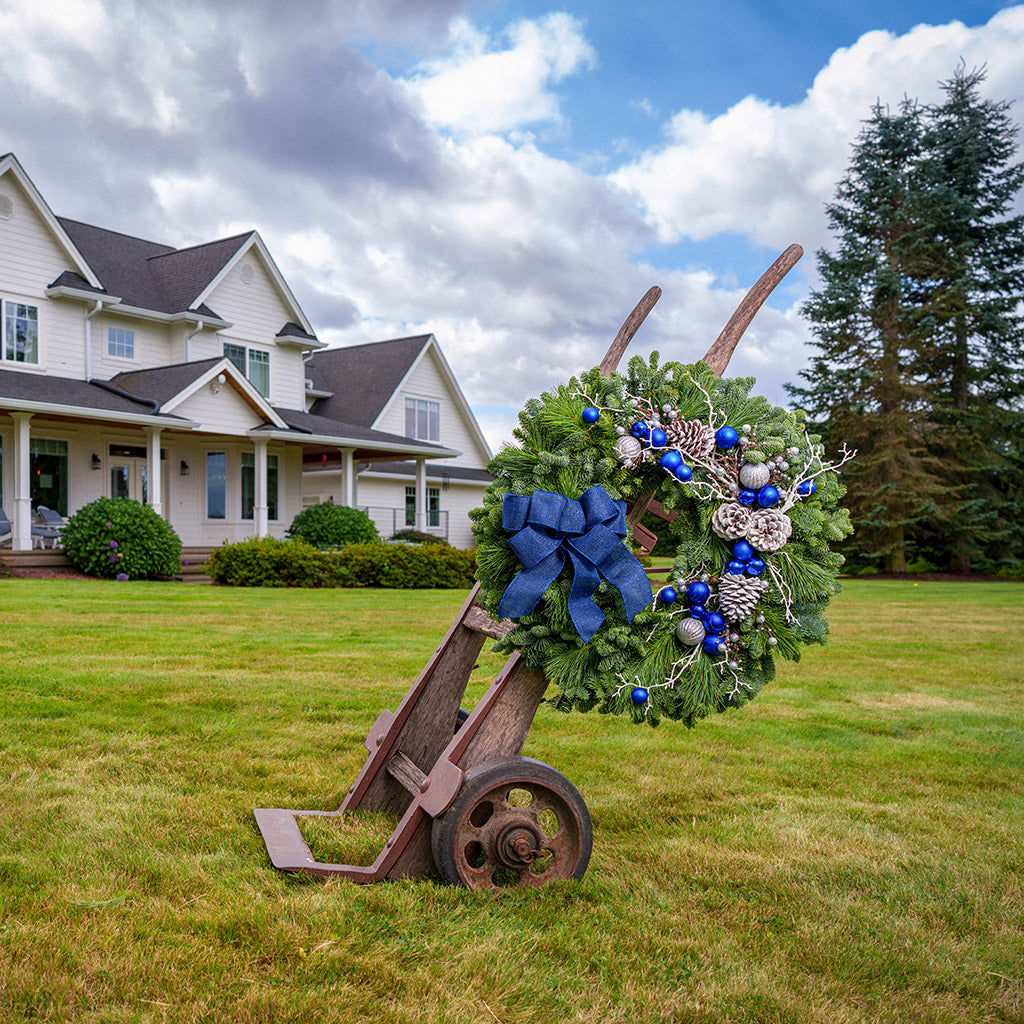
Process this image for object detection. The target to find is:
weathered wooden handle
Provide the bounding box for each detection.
[700,243,803,376]
[599,286,662,377]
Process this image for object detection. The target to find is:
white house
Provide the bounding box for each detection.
[0,153,491,553]
[301,335,493,548]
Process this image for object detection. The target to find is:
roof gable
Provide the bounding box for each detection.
[0,154,102,288]
[193,233,314,336]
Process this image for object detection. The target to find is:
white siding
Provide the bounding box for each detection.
[204,256,306,410]
[354,472,485,549]
[374,346,491,469]
[168,381,270,435]
[90,315,176,380]
[0,172,89,379]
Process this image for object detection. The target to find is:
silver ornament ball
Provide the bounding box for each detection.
[738,462,771,489]
[676,617,706,646]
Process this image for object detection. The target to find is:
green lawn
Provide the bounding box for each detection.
[1,579,1022,1023]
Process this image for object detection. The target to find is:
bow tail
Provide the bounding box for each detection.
[565,552,606,643]
[498,550,565,622]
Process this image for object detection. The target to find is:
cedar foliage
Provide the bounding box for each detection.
[790,66,1024,574]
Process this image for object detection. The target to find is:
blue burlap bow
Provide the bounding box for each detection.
[497,484,653,643]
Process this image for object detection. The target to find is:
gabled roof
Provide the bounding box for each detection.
[57,217,251,316]
[305,335,432,426]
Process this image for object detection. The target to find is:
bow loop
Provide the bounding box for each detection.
[497,485,652,642]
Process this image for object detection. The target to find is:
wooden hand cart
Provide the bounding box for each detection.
[255,245,803,890]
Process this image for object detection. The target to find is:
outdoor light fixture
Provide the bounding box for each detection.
[209,372,227,394]
[91,453,102,470]
[180,460,190,476]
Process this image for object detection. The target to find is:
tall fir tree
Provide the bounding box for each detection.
[917,65,1024,572]
[791,69,1024,574]
[788,100,947,572]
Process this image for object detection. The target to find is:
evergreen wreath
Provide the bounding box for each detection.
[471,353,855,726]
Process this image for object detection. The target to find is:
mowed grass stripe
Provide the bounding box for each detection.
[1,579,1021,1023]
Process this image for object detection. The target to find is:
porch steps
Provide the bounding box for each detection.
[2,546,216,583]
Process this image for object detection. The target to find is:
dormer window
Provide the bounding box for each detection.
[107,327,134,359]
[405,398,439,441]
[224,342,270,398]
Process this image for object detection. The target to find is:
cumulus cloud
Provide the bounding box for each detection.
[611,7,1024,255]
[404,13,597,135]
[2,2,1023,453]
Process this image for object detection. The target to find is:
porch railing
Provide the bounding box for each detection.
[357,506,450,542]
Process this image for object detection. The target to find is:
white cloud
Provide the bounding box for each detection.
[405,13,597,135]
[611,7,1024,255]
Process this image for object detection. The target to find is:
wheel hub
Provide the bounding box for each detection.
[497,824,542,866]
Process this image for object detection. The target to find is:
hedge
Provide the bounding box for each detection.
[205,537,475,589]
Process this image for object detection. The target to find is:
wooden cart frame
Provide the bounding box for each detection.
[255,245,803,889]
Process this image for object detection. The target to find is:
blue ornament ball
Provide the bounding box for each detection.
[689,603,707,619]
[733,539,754,561]
[631,421,650,439]
[674,463,693,481]
[686,581,710,604]
[726,559,746,574]
[581,406,600,424]
[703,611,726,633]
[798,479,817,496]
[650,428,667,448]
[631,686,649,705]
[659,449,683,471]
[702,634,725,655]
[738,489,757,506]
[660,586,677,605]
[746,557,766,576]
[715,425,739,449]
[757,485,781,508]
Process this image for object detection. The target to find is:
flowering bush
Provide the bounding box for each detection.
[62,498,184,580]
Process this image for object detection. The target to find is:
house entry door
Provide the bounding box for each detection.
[110,456,148,504]
[109,444,156,504]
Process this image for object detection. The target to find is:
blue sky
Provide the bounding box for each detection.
[1,1,1022,449]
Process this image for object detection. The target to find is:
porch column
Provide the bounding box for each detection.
[415,457,427,531]
[11,412,32,551]
[146,427,162,517]
[340,447,355,508]
[253,438,269,537]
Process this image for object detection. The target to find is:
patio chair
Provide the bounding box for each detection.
[0,507,11,547]
[33,506,65,548]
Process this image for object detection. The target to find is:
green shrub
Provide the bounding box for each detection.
[62,497,183,580]
[205,537,325,587]
[287,502,378,549]
[206,537,476,589]
[390,528,452,547]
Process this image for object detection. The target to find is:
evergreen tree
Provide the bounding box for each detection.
[917,65,1024,572]
[788,100,947,572]
[791,69,1024,574]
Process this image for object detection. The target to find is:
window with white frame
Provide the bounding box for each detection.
[30,438,68,515]
[107,327,134,359]
[405,398,440,441]
[207,452,226,520]
[405,485,440,527]
[2,299,39,364]
[224,342,270,398]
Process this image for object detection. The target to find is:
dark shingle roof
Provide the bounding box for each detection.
[110,358,222,406]
[56,216,250,315]
[361,461,492,483]
[272,407,450,451]
[0,368,184,418]
[305,335,430,427]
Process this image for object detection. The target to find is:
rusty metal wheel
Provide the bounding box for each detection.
[430,756,592,889]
